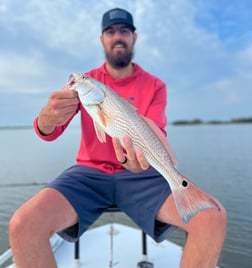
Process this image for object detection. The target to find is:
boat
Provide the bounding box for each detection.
[0,223,183,267]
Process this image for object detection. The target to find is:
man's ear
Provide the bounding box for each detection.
[100,35,104,45]
[133,32,137,45]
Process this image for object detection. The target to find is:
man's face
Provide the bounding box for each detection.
[100,24,137,69]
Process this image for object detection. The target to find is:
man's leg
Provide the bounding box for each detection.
[157,191,227,268]
[9,188,78,268]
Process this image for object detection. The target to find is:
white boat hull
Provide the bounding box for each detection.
[3,224,183,267]
[54,224,182,268]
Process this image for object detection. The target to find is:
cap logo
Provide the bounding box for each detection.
[101,8,136,32]
[109,9,128,20]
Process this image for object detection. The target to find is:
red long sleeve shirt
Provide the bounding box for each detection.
[34,63,168,173]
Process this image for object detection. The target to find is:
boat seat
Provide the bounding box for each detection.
[74,204,153,267]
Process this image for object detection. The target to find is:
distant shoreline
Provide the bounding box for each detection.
[0,125,33,130]
[1,116,252,129]
[172,117,252,125]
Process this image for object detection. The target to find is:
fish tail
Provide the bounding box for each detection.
[171,177,221,224]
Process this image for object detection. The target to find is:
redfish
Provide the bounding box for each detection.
[67,73,220,223]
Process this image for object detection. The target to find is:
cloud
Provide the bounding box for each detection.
[192,0,252,45]
[0,0,252,125]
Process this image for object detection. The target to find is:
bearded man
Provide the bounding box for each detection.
[9,8,226,268]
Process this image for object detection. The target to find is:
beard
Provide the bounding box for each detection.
[104,41,134,69]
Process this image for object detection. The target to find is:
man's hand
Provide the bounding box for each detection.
[112,135,150,173]
[37,88,79,135]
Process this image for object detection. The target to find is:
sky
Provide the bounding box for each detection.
[0,0,252,126]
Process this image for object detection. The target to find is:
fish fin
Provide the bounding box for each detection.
[141,116,178,167]
[171,177,221,223]
[93,121,106,143]
[90,105,107,143]
[97,106,107,127]
[96,107,108,142]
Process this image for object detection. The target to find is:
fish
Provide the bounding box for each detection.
[67,73,220,224]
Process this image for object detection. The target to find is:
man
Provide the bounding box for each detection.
[9,8,226,268]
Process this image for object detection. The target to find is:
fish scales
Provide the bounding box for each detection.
[68,73,221,223]
[103,88,179,182]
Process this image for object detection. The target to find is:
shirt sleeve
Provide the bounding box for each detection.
[33,111,78,141]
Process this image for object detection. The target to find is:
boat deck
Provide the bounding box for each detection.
[3,223,182,268]
[53,223,183,268]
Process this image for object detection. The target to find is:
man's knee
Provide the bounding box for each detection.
[9,205,40,243]
[191,201,227,235]
[212,203,227,231]
[207,201,226,228]
[10,208,28,240]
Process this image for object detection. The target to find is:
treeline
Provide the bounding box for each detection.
[0,125,32,130]
[1,117,252,129]
[172,117,252,125]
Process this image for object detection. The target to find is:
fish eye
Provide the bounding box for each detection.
[82,74,88,80]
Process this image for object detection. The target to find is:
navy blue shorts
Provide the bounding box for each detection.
[48,165,173,243]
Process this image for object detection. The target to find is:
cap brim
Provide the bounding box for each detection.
[102,20,136,32]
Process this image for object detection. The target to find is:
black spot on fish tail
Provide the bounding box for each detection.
[182,180,188,187]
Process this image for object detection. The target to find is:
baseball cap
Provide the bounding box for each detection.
[101,8,136,33]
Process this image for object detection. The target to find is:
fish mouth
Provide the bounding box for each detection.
[67,74,76,88]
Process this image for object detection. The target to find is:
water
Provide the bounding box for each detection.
[0,124,251,267]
